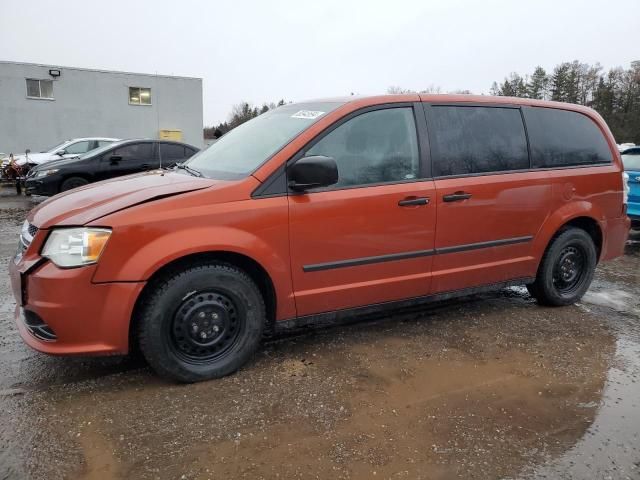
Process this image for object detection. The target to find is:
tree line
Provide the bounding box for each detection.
[204,60,639,144]
[490,60,640,143]
[203,99,287,139]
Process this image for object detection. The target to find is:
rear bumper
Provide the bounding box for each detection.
[10,259,145,356]
[601,215,630,261]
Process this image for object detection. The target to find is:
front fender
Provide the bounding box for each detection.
[92,224,296,320]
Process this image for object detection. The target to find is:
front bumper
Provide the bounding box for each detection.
[24,177,58,196]
[10,254,145,356]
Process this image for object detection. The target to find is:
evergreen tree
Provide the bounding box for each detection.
[490,60,640,143]
[527,66,549,100]
[550,62,571,101]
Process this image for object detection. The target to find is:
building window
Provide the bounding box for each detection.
[26,79,54,99]
[129,87,151,105]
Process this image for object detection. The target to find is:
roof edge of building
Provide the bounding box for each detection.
[0,60,202,81]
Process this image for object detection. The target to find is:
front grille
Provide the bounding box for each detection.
[23,310,57,342]
[27,223,38,237]
[15,222,37,264]
[19,222,37,252]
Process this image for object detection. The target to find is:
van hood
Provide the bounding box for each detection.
[29,170,219,228]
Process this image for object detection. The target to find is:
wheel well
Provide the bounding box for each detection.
[560,216,603,260]
[59,174,90,190]
[129,251,277,351]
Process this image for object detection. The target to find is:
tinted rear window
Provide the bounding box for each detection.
[429,106,529,177]
[523,107,612,168]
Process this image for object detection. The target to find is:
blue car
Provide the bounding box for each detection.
[622,146,640,227]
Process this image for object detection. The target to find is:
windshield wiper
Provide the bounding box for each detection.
[175,163,203,177]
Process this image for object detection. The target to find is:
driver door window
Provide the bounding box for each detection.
[305,107,420,188]
[64,141,91,155]
[103,143,154,179]
[110,143,153,161]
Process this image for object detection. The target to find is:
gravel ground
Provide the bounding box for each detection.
[1,187,639,480]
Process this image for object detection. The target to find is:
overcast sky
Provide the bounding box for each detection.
[2,0,639,125]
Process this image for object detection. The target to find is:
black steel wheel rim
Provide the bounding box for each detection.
[169,290,243,364]
[552,245,586,295]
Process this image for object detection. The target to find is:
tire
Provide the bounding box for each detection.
[137,263,265,382]
[525,282,540,299]
[60,176,89,192]
[528,228,597,306]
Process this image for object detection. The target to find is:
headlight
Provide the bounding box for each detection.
[42,228,111,267]
[34,169,59,178]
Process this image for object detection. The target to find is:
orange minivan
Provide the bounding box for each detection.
[9,94,630,382]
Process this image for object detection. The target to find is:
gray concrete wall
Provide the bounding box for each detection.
[0,61,203,155]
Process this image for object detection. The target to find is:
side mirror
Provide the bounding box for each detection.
[288,155,338,192]
[109,155,122,164]
[55,150,65,156]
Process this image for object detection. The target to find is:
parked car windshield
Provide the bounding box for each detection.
[622,151,640,171]
[185,102,344,179]
[42,140,71,153]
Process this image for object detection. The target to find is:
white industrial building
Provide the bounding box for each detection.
[0,61,204,155]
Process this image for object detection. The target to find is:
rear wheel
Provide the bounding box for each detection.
[60,176,89,192]
[528,228,597,306]
[137,263,265,382]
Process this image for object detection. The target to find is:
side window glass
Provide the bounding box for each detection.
[64,141,91,155]
[158,144,186,161]
[305,107,420,187]
[523,107,613,168]
[429,106,529,177]
[111,143,153,160]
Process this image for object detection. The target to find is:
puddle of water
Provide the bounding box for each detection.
[527,268,640,479]
[529,337,640,479]
[582,289,636,313]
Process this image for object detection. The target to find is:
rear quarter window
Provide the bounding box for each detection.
[523,107,613,168]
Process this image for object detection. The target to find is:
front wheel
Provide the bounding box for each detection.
[528,228,597,306]
[137,263,265,382]
[60,176,89,192]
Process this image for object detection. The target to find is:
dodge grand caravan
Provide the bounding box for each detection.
[10,94,629,382]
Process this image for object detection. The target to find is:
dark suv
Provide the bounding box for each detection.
[25,139,199,195]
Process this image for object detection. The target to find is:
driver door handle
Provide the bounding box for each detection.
[442,191,472,202]
[398,197,429,206]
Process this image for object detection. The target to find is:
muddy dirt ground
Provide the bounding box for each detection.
[1,188,639,480]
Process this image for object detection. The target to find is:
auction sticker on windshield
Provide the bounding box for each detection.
[291,110,325,119]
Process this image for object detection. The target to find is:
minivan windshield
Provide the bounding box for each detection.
[185,102,344,179]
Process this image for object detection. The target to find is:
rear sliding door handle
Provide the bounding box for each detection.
[398,197,430,206]
[442,191,472,202]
